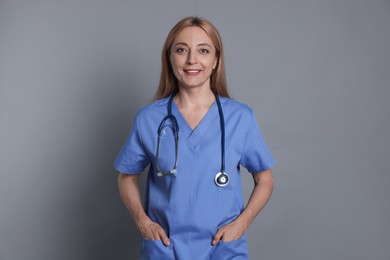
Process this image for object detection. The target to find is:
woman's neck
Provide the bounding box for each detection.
[174,87,215,108]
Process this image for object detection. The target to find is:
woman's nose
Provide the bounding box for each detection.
[186,51,197,64]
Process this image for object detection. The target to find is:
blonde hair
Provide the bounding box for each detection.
[154,16,229,99]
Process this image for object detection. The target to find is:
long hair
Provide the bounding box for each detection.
[154,16,229,99]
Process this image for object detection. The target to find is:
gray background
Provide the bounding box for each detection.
[0,0,389,259]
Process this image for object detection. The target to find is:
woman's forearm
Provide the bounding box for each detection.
[117,173,170,244]
[238,169,274,227]
[118,173,149,226]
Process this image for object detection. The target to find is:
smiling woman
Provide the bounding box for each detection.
[155,16,228,99]
[169,26,217,91]
[114,16,275,259]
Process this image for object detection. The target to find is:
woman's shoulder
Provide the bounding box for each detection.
[135,96,170,118]
[220,97,254,116]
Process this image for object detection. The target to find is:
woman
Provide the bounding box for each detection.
[114,16,275,259]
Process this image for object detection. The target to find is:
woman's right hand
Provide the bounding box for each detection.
[117,173,170,246]
[137,217,170,246]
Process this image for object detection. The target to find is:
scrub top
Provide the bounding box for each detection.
[114,96,275,260]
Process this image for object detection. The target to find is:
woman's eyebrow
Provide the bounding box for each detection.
[173,42,212,47]
[198,43,212,48]
[173,42,189,47]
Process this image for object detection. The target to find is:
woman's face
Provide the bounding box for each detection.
[170,26,217,91]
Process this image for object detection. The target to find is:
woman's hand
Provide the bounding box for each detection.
[212,169,274,245]
[212,218,248,245]
[118,173,170,246]
[137,217,170,246]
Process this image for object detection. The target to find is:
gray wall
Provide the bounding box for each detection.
[1,0,389,259]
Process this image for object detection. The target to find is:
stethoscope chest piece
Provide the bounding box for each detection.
[215,171,229,187]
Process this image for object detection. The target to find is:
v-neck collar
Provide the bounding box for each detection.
[172,100,218,148]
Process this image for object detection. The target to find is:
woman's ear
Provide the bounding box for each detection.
[213,59,217,70]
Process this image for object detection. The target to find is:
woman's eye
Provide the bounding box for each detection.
[176,48,187,53]
[200,49,209,54]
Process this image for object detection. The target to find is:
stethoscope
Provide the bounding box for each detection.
[155,92,229,187]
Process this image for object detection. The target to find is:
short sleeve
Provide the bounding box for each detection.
[240,111,275,173]
[113,114,150,174]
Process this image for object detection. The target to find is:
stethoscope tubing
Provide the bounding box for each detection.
[214,91,225,174]
[155,92,229,186]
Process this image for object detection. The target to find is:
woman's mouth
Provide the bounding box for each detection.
[184,69,202,76]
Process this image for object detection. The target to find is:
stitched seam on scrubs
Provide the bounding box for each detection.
[239,109,255,172]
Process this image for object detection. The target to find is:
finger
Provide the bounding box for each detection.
[212,228,225,245]
[158,228,170,246]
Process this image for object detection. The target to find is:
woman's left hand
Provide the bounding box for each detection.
[211,218,248,245]
[212,169,274,245]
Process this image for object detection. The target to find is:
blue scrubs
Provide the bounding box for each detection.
[114,96,275,259]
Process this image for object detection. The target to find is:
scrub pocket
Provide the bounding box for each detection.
[140,238,175,260]
[210,236,248,260]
